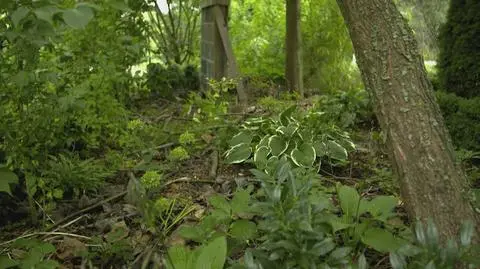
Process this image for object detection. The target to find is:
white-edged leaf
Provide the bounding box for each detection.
[327,140,348,160]
[280,105,296,126]
[254,146,270,168]
[229,131,252,147]
[268,135,288,156]
[290,143,316,167]
[225,143,252,164]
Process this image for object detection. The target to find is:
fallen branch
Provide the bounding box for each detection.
[0,232,91,247]
[44,191,127,232]
[163,177,215,187]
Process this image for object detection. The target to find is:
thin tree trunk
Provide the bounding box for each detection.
[336,0,478,240]
[285,0,304,97]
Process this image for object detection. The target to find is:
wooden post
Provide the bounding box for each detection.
[200,0,248,106]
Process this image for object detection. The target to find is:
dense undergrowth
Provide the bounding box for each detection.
[1,0,480,269]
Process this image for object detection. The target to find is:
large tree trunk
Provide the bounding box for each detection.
[336,0,478,240]
[285,0,304,97]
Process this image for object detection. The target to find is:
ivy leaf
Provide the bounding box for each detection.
[195,236,227,269]
[361,228,406,252]
[62,6,94,29]
[11,7,30,27]
[225,143,252,164]
[230,220,257,241]
[326,140,348,161]
[229,131,252,147]
[0,168,19,196]
[268,135,288,156]
[290,143,316,167]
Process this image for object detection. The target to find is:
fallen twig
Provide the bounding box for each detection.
[0,232,91,247]
[163,177,216,187]
[44,191,127,232]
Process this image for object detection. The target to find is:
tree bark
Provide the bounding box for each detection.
[336,0,478,240]
[285,0,304,97]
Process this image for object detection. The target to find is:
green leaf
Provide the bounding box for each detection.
[268,135,288,156]
[0,256,19,268]
[257,135,270,149]
[290,143,316,167]
[358,253,368,269]
[231,189,250,216]
[329,247,352,260]
[253,146,270,168]
[284,122,299,137]
[279,105,296,126]
[229,131,252,147]
[225,143,252,164]
[460,220,474,247]
[166,245,195,269]
[326,140,348,161]
[310,238,336,256]
[11,7,30,27]
[0,168,18,196]
[361,228,405,252]
[230,220,257,241]
[107,0,133,12]
[178,225,204,242]
[33,6,60,25]
[195,236,227,269]
[62,6,94,29]
[367,196,398,221]
[389,252,406,269]
[208,195,231,214]
[337,184,360,220]
[314,141,328,157]
[327,216,352,233]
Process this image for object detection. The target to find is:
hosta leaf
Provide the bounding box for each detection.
[290,143,316,167]
[314,141,328,157]
[229,131,253,147]
[166,246,195,269]
[230,220,257,241]
[337,184,360,220]
[257,135,270,149]
[389,252,406,269]
[254,146,270,168]
[268,135,288,156]
[11,7,30,27]
[195,236,227,269]
[284,122,299,137]
[62,6,94,29]
[326,140,348,161]
[225,143,252,164]
[0,168,19,196]
[361,228,406,252]
[367,196,398,221]
[280,105,296,126]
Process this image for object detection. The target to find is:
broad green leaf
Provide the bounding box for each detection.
[327,215,352,233]
[290,143,316,167]
[0,168,18,196]
[208,195,231,214]
[11,7,30,27]
[310,238,336,256]
[361,228,406,252]
[337,184,360,220]
[329,247,352,260]
[166,245,194,269]
[195,236,227,269]
[257,135,270,149]
[35,259,59,269]
[297,129,313,142]
[0,256,19,268]
[62,6,94,29]
[178,225,204,242]
[33,6,60,25]
[314,141,328,157]
[253,146,270,168]
[107,0,133,12]
[327,140,348,161]
[279,105,296,126]
[225,143,252,164]
[284,122,299,137]
[389,252,406,269]
[460,220,474,246]
[231,189,250,216]
[229,131,252,147]
[229,220,257,241]
[367,196,398,221]
[268,135,288,156]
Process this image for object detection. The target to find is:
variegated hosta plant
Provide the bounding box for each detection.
[224,105,356,172]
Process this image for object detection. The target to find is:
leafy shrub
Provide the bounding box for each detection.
[140,170,163,190]
[168,147,190,162]
[435,91,480,151]
[0,239,59,269]
[145,63,199,99]
[225,105,355,169]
